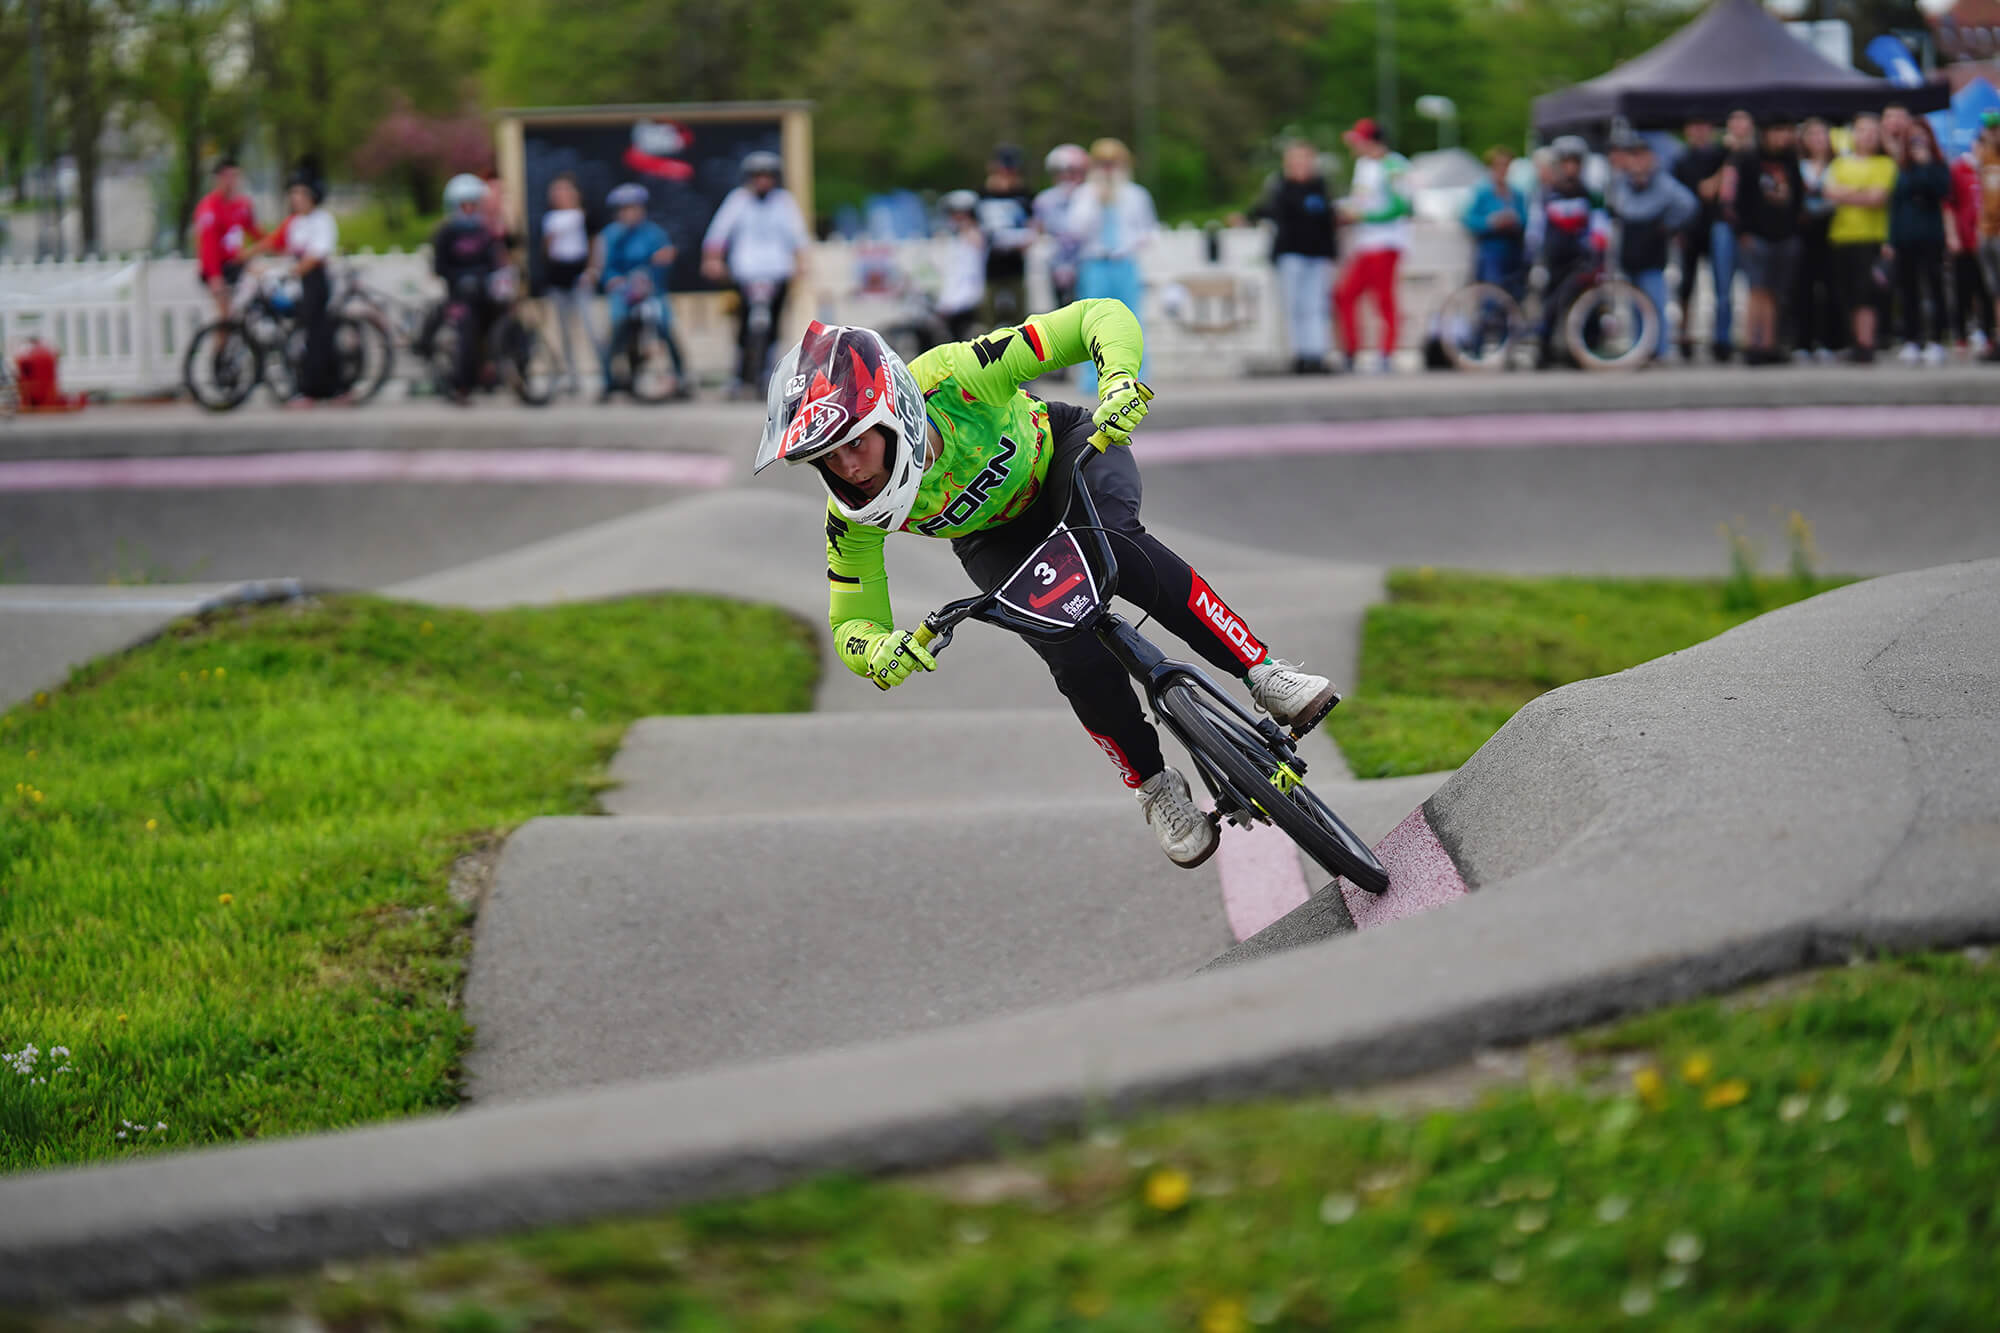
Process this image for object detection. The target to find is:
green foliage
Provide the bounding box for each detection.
[44,950,2000,1329]
[0,593,817,1171]
[1330,568,1849,778]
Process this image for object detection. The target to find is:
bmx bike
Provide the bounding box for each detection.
[604,271,686,403]
[183,269,367,409]
[912,438,1391,895]
[1435,251,1662,373]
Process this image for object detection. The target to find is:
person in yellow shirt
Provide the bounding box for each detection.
[1823,113,1898,363]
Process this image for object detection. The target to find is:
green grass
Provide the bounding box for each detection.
[1328,569,1848,778]
[334,200,445,254]
[34,949,1997,1331]
[0,594,816,1171]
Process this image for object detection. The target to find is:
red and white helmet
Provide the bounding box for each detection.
[755,321,929,532]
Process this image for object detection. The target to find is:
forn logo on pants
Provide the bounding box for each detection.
[1188,573,1263,668]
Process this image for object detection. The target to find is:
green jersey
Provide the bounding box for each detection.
[825,298,1144,680]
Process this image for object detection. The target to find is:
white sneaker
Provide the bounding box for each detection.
[1136,768,1218,868]
[1923,342,1948,366]
[1972,329,1991,354]
[1897,342,1922,365]
[1247,658,1341,735]
[1814,348,1837,365]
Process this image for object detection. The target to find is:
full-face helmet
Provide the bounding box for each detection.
[755,322,929,532]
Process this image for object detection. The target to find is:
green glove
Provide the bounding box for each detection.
[861,628,937,691]
[1092,371,1155,447]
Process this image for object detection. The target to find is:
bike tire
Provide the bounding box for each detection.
[427,311,465,400]
[348,312,396,403]
[1155,682,1390,894]
[495,314,554,407]
[282,315,368,399]
[1565,279,1660,372]
[624,316,677,404]
[183,322,262,412]
[1435,282,1524,372]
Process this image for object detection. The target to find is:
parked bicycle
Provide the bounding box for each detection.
[602,270,687,403]
[913,438,1390,905]
[1435,250,1662,372]
[183,267,366,410]
[421,270,552,407]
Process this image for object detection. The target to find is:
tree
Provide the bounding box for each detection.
[132,0,252,250]
[48,0,128,254]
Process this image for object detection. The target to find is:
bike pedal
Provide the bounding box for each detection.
[1286,691,1343,743]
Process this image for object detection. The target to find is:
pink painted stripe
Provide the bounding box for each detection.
[0,449,733,493]
[1217,820,1312,941]
[1140,405,2000,464]
[1342,805,1468,930]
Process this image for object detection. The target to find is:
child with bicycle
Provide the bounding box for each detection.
[1607,129,1698,363]
[431,173,510,405]
[754,299,1340,869]
[597,183,691,401]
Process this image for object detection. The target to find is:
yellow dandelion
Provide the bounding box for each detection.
[199,669,209,680]
[1703,1078,1749,1110]
[30,789,43,803]
[145,818,158,832]
[1422,1207,1456,1238]
[1144,1165,1192,1212]
[1201,1298,1247,1333]
[117,1013,129,1023]
[420,621,435,635]
[1681,1052,1714,1085]
[214,667,226,679]
[1069,1291,1108,1318]
[218,893,234,906]
[25,750,35,760]
[1633,1066,1669,1109]
[33,691,47,707]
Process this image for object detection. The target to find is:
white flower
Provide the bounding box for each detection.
[1620,1284,1656,1316]
[1664,1231,1704,1264]
[1318,1192,1359,1225]
[116,1131,126,1139]
[50,1046,68,1058]
[1595,1195,1631,1224]
[155,1121,166,1130]
[1778,1093,1811,1122]
[1822,1092,1851,1122]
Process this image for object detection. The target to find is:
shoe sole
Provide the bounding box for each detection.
[1282,686,1343,741]
[1168,815,1222,870]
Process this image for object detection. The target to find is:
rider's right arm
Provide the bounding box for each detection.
[826,502,895,677]
[701,188,746,259]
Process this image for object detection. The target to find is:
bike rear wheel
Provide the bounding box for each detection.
[1565,279,1660,371]
[495,312,555,406]
[183,322,262,412]
[1155,682,1390,894]
[347,312,396,403]
[1436,282,1524,372]
[625,314,678,403]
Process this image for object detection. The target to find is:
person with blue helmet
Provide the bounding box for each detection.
[598,182,691,400]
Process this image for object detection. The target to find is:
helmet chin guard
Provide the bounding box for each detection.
[756,322,929,532]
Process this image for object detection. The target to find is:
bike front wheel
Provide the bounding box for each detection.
[1155,682,1390,894]
[183,321,262,412]
[495,312,555,406]
[1565,279,1661,372]
[1435,282,1524,372]
[625,315,680,403]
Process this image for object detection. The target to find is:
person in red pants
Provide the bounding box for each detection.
[1334,119,1413,373]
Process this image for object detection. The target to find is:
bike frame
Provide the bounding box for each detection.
[917,446,1311,817]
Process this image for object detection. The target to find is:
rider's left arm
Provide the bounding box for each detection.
[943,298,1145,405]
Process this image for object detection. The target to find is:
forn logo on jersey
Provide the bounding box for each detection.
[1188,573,1263,667]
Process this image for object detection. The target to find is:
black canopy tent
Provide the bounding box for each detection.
[1532,0,1949,138]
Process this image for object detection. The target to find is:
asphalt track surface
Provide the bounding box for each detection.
[3,372,1999,1303]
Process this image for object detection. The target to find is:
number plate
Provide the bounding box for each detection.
[995,524,1101,629]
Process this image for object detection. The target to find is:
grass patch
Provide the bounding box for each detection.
[40,948,1997,1331]
[0,593,816,1171]
[1328,569,1850,778]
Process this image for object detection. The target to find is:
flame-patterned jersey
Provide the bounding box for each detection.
[822,298,1146,669]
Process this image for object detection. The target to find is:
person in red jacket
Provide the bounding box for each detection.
[193,158,260,321]
[1948,141,1991,355]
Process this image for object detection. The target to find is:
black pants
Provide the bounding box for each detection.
[1894,240,1945,346]
[951,401,1269,788]
[1793,221,1845,353]
[734,278,789,389]
[1949,250,1993,342]
[296,267,340,399]
[1675,225,1709,350]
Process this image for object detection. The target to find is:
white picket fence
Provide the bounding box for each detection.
[0,224,1478,396]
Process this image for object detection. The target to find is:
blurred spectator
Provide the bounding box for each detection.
[702,150,811,396]
[1825,113,1896,364]
[1533,136,1600,368]
[1335,118,1412,373]
[193,158,260,323]
[1522,146,1555,260]
[1034,144,1090,313]
[1607,128,1696,363]
[1973,110,2000,362]
[1887,121,1954,365]
[478,167,517,247]
[1724,109,1756,155]
[1795,118,1845,362]
[599,182,689,400]
[1461,146,1527,296]
[432,173,506,404]
[1249,138,1339,373]
[1946,121,1991,355]
[1724,117,1805,365]
[936,190,987,342]
[1882,103,1913,164]
[1673,116,1736,362]
[285,171,341,402]
[977,144,1036,326]
[1067,138,1157,394]
[539,173,599,397]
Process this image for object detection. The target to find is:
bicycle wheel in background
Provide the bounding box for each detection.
[183,321,263,412]
[0,365,16,420]
[282,315,368,399]
[1435,282,1525,371]
[427,310,465,400]
[1155,682,1390,894]
[1566,279,1660,371]
[346,312,396,403]
[624,314,677,404]
[495,312,555,407]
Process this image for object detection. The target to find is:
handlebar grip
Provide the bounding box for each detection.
[912,623,936,650]
[1087,430,1113,453]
